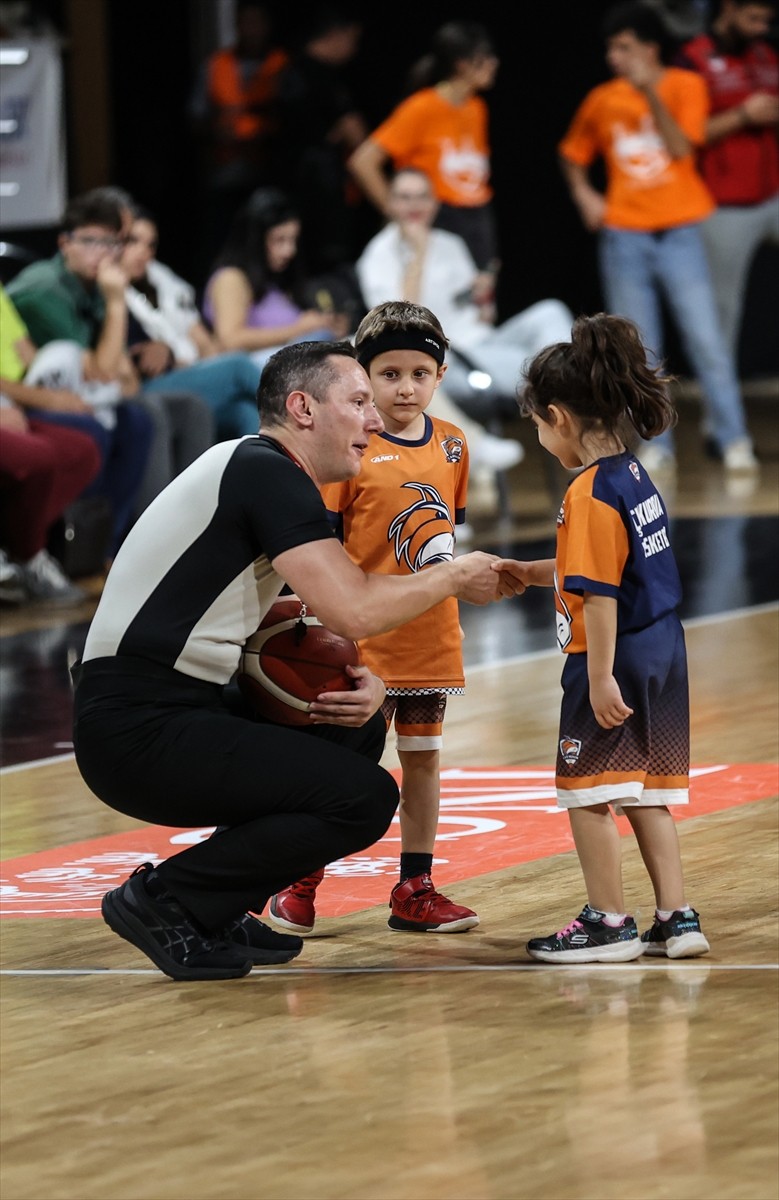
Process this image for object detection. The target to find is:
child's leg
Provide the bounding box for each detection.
[397,747,440,854]
[568,803,626,914]
[622,805,687,911]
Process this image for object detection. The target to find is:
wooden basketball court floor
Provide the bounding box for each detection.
[1,398,778,1200]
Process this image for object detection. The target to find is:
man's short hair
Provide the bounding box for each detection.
[60,190,124,235]
[602,2,676,62]
[256,340,358,425]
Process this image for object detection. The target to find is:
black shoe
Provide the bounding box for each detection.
[101,863,252,981]
[526,904,645,964]
[640,908,710,959]
[220,913,304,964]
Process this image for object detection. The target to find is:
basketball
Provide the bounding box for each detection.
[237,598,360,725]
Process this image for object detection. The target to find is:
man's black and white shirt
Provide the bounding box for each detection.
[83,436,335,683]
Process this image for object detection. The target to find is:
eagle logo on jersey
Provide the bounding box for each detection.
[629,460,641,482]
[559,736,582,765]
[440,435,464,463]
[388,482,455,570]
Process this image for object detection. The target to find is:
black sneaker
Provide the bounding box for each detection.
[526,905,646,964]
[640,909,710,959]
[220,914,304,964]
[101,863,252,981]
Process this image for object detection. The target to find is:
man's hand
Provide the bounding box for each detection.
[96,258,128,301]
[0,404,29,434]
[307,664,386,726]
[451,551,515,604]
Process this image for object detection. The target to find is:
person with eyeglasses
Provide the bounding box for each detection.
[6,189,217,550]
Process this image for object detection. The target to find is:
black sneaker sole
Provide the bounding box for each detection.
[227,942,304,965]
[101,888,252,981]
[388,914,480,933]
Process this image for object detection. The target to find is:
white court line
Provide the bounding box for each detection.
[0,963,776,977]
[2,602,776,776]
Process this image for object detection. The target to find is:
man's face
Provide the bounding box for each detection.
[308,357,384,483]
[722,2,774,41]
[606,30,659,78]
[58,225,123,282]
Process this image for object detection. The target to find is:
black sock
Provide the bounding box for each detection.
[400,852,433,883]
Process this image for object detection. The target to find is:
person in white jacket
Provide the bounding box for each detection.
[356,167,575,420]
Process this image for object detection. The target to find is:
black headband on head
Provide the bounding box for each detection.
[355,329,446,367]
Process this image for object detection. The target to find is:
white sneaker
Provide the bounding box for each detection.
[20,549,87,604]
[0,549,26,605]
[470,434,524,472]
[637,444,676,473]
[722,438,758,473]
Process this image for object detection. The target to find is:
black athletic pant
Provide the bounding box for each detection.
[72,657,397,930]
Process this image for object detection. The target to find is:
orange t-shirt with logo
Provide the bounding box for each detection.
[559,69,714,231]
[320,414,469,691]
[370,87,492,208]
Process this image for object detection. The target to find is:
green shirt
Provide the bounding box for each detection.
[0,285,29,382]
[6,253,106,351]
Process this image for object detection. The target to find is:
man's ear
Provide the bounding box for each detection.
[435,363,447,388]
[546,403,567,429]
[287,391,313,426]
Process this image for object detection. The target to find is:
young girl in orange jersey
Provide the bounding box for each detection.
[496,313,710,963]
[269,300,480,934]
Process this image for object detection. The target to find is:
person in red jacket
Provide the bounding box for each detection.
[679,1,778,359]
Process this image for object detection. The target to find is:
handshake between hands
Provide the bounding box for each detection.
[452,552,539,606]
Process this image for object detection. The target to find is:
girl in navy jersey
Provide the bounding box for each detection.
[496,312,710,963]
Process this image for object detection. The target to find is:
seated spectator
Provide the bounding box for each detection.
[1,263,152,557]
[0,396,100,605]
[203,186,352,371]
[3,189,220,531]
[356,167,574,447]
[119,205,265,441]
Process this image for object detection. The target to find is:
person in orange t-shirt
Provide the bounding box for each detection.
[559,1,756,474]
[348,21,500,317]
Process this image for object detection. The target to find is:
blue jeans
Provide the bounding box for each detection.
[598,223,749,453]
[143,353,261,439]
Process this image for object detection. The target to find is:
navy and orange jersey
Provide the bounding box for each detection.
[555,451,682,655]
[320,413,468,691]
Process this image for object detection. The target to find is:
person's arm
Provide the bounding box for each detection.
[346,138,393,218]
[559,157,606,232]
[273,537,511,642]
[209,268,335,352]
[90,258,130,381]
[641,84,692,158]
[0,374,91,414]
[582,592,634,729]
[706,91,779,143]
[492,558,556,590]
[190,319,220,358]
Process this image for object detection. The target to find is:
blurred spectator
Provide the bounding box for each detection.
[0,396,100,606]
[357,167,575,433]
[189,0,289,266]
[347,21,501,317]
[678,0,779,359]
[3,190,221,538]
[271,6,369,274]
[119,205,263,442]
[559,0,757,473]
[203,186,352,370]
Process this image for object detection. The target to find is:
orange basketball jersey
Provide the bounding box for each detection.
[320,414,469,691]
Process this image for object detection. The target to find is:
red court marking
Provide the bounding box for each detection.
[1,764,776,919]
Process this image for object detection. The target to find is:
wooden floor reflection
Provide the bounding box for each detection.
[1,396,778,1200]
